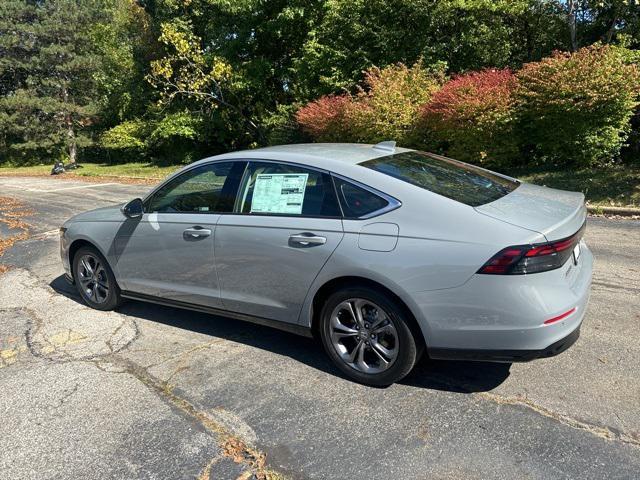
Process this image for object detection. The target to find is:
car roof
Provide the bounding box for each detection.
[196,143,414,173]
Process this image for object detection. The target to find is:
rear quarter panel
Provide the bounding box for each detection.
[298,188,546,330]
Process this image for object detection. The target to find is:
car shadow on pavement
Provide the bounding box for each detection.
[50,274,511,393]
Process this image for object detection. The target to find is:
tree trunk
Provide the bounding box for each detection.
[61,84,77,165]
[604,20,617,44]
[568,0,578,51]
[67,119,77,165]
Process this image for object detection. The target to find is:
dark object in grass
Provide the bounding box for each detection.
[51,161,65,175]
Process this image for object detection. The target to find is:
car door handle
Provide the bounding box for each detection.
[289,233,327,247]
[183,227,212,239]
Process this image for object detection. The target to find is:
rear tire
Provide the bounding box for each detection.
[319,286,419,386]
[73,246,121,311]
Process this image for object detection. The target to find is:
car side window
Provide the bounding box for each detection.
[146,162,246,213]
[238,162,341,217]
[333,177,390,219]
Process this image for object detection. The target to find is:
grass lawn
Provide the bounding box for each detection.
[1,161,639,208]
[512,163,640,208]
[0,162,180,183]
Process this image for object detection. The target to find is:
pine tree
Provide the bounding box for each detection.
[0,0,105,165]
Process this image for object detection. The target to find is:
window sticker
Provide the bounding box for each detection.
[251,173,309,214]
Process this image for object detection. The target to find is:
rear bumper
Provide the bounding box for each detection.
[411,241,593,355]
[428,324,580,362]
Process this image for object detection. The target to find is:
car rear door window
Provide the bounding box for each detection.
[333,177,390,219]
[362,151,519,207]
[146,161,246,213]
[237,162,341,217]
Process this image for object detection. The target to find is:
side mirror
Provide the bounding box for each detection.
[121,198,144,219]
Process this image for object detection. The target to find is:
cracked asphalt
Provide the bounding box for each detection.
[0,175,639,480]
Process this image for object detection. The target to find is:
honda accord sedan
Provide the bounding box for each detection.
[60,142,592,386]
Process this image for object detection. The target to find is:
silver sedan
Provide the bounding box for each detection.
[60,143,593,386]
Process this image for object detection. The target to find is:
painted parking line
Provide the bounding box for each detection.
[24,183,119,193]
[28,229,60,240]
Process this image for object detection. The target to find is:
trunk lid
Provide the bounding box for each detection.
[475,183,586,241]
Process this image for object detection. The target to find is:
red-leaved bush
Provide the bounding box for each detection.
[295,95,355,142]
[296,62,444,145]
[419,69,518,165]
[296,47,640,168]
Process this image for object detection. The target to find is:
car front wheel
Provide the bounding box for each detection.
[319,286,420,386]
[73,246,121,311]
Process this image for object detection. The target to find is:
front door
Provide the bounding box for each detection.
[115,161,246,308]
[215,161,344,323]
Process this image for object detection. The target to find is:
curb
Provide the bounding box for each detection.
[587,205,640,217]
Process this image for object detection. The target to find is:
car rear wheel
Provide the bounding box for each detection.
[319,286,420,386]
[73,246,121,311]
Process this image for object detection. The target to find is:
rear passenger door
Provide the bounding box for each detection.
[214,161,344,324]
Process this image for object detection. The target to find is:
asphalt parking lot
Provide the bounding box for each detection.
[0,175,639,479]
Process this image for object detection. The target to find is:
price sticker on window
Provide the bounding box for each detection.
[251,173,309,214]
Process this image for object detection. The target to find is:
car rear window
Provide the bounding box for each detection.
[361,151,519,207]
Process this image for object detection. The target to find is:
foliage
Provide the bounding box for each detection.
[101,120,148,151]
[100,111,205,164]
[348,62,446,145]
[91,0,157,125]
[420,69,519,166]
[147,111,202,145]
[3,0,640,169]
[263,104,309,146]
[0,0,106,164]
[296,62,444,144]
[295,95,355,142]
[516,44,640,166]
[292,0,567,98]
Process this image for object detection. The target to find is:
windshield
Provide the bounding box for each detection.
[361,151,519,207]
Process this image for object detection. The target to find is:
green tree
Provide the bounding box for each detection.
[92,0,157,128]
[143,0,325,150]
[0,0,109,165]
[293,0,567,99]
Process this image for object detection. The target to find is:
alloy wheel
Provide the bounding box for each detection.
[329,298,399,374]
[77,253,110,304]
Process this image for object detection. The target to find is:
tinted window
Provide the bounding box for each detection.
[238,162,341,217]
[362,151,519,207]
[147,162,245,213]
[333,177,389,219]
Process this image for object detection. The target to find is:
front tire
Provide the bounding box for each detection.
[319,286,420,386]
[73,246,121,311]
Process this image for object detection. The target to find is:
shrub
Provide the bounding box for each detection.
[101,119,148,151]
[295,95,355,142]
[348,62,445,145]
[296,62,444,145]
[516,45,640,166]
[101,111,205,164]
[419,68,518,165]
[100,119,150,163]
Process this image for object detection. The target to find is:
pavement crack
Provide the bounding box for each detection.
[477,392,640,448]
[91,355,286,480]
[54,384,80,409]
[591,280,640,294]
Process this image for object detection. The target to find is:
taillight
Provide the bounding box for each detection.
[478,223,585,275]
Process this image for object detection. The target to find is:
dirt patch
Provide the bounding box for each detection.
[0,196,33,271]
